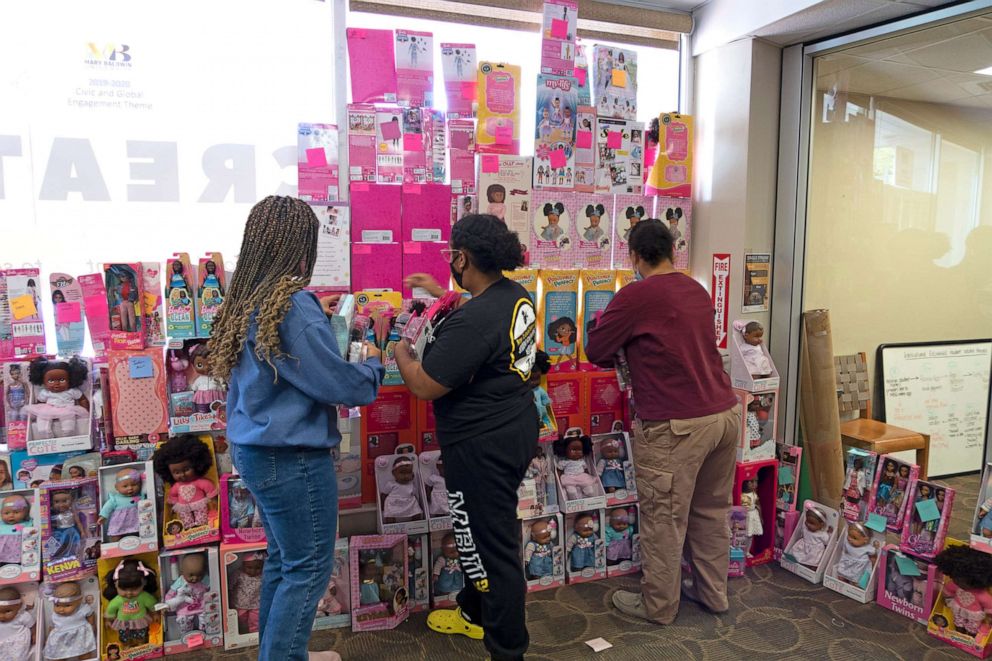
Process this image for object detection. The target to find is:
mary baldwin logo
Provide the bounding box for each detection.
[85,43,133,68]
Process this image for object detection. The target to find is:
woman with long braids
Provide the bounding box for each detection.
[210,195,384,661]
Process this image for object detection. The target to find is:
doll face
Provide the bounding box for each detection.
[566,439,585,460]
[542,108,549,121]
[805,511,825,532]
[847,526,869,547]
[9,365,21,382]
[44,367,71,393]
[937,489,945,504]
[1,497,28,524]
[52,492,74,512]
[52,583,83,616]
[117,476,142,497]
[898,466,910,479]
[392,460,415,484]
[531,521,552,544]
[205,261,217,274]
[192,354,210,375]
[609,511,629,532]
[552,98,560,110]
[180,555,207,583]
[68,466,85,479]
[744,478,758,493]
[360,562,380,582]
[589,214,601,227]
[168,459,200,484]
[575,515,595,538]
[491,189,504,203]
[555,324,572,344]
[441,534,458,559]
[743,327,764,346]
[564,107,572,121]
[0,601,20,623]
[117,583,143,599]
[601,442,620,460]
[547,212,560,225]
[241,558,264,577]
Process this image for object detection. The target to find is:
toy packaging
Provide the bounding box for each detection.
[220,474,264,544]
[928,543,992,658]
[504,269,538,307]
[657,197,692,272]
[733,459,777,567]
[164,253,195,339]
[153,435,221,549]
[574,44,591,105]
[297,122,339,203]
[39,477,100,582]
[588,371,625,434]
[1,581,41,661]
[401,183,452,243]
[877,544,941,625]
[108,349,169,440]
[592,45,637,120]
[612,194,654,270]
[24,355,94,456]
[310,205,352,292]
[401,109,429,184]
[194,253,225,338]
[781,500,840,584]
[2,359,31,450]
[593,117,627,194]
[10,450,100,488]
[647,112,693,198]
[774,509,801,561]
[440,43,476,118]
[349,534,409,632]
[530,192,576,269]
[359,386,416,503]
[521,513,565,592]
[416,399,438,454]
[78,273,112,361]
[552,431,607,514]
[41,574,100,661]
[866,455,919,533]
[900,480,953,559]
[394,29,433,108]
[5,268,47,358]
[313,538,352,631]
[0,488,41,584]
[350,243,403,293]
[401,242,449,299]
[49,272,86,356]
[591,432,636,506]
[97,551,164,660]
[728,507,748,578]
[476,62,521,155]
[96,461,157,559]
[578,271,615,367]
[477,155,533,239]
[430,529,463,608]
[823,519,885,603]
[219,542,266,650]
[775,443,802,512]
[448,122,477,197]
[533,75,578,192]
[417,451,451,531]
[0,454,11,492]
[347,104,378,183]
[546,372,587,432]
[346,28,397,105]
[973,462,992,552]
[564,509,606,584]
[574,105,596,192]
[375,453,428,535]
[733,389,777,463]
[574,198,613,268]
[104,263,145,350]
[539,270,579,372]
[841,447,877,522]
[350,180,400,239]
[159,546,223,654]
[406,533,430,613]
[374,107,404,184]
[140,262,166,348]
[518,442,559,518]
[540,0,577,76]
[729,319,780,391]
[605,504,640,578]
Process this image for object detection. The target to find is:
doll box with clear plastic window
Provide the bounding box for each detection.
[360,386,416,504]
[40,477,100,582]
[407,533,430,613]
[841,447,877,522]
[108,349,169,439]
[41,575,100,661]
[775,443,802,512]
[590,432,636,506]
[552,430,607,514]
[104,263,147,351]
[774,509,800,561]
[733,389,777,463]
[10,450,100,488]
[313,538,351,631]
[0,487,41,585]
[517,440,560,519]
[164,254,195,340]
[521,513,565,593]
[2,580,42,661]
[375,452,429,536]
[728,506,747,577]
[154,435,221,550]
[158,545,223,655]
[876,544,941,625]
[546,373,587,433]
[219,541,266,649]
[970,462,992,553]
[927,542,992,659]
[194,253,225,338]
[729,319,779,391]
[333,444,363,511]
[220,474,264,545]
[587,370,625,435]
[732,459,778,567]
[97,551,164,660]
[349,534,410,632]
[24,355,95,456]
[166,340,226,434]
[900,480,953,560]
[605,503,641,578]
[96,461,158,560]
[780,500,841,584]
[823,519,885,603]
[2,359,32,451]
[429,529,463,608]
[564,510,606,584]
[866,455,919,534]
[417,451,451,531]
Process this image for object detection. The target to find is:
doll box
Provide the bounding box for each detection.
[333,445,363,511]
[41,575,100,661]
[822,520,884,604]
[407,533,431,613]
[360,386,417,503]
[733,388,777,463]
[429,529,462,608]
[780,500,841,584]
[108,349,169,438]
[158,546,223,655]
[194,253,226,338]
[24,356,95,456]
[876,544,941,625]
[587,370,625,434]
[970,462,992,553]
[104,262,147,351]
[591,432,637,506]
[220,542,266,650]
[10,450,101,488]
[774,509,801,561]
[899,480,954,560]
[39,477,100,582]
[564,510,607,584]
[166,340,226,434]
[928,580,992,658]
[517,441,560,519]
[97,551,165,660]
[729,506,748,577]
[729,323,780,391]
[605,503,641,578]
[2,359,31,451]
[866,454,920,534]
[349,534,410,632]
[165,253,195,339]
[157,435,221,550]
[375,452,429,536]
[546,372,588,433]
[840,447,878,522]
[5,580,42,661]
[733,459,778,567]
[775,443,803,512]
[0,487,41,585]
[553,437,608,515]
[416,398,439,453]
[220,473,264,545]
[521,513,565,593]
[97,461,158,560]
[313,538,352,631]
[417,451,452,531]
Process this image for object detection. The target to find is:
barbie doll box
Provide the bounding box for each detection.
[521,513,565,593]
[590,432,636,506]
[563,510,607,585]
[220,473,264,545]
[158,546,223,654]
[4,580,42,661]
[96,461,158,560]
[24,356,95,457]
[876,544,941,625]
[312,538,351,631]
[220,541,267,650]
[374,452,429,535]
[97,550,164,661]
[733,388,777,463]
[104,263,147,351]
[39,477,100,582]
[823,519,885,603]
[866,454,919,534]
[780,501,840,584]
[156,435,221,550]
[41,575,100,661]
[0,487,41,585]
[349,534,409,632]
[970,462,992,553]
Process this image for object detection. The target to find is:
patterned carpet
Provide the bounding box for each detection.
[189,474,981,660]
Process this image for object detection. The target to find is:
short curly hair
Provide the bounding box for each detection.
[553,434,592,459]
[933,545,992,590]
[28,356,88,389]
[451,214,525,274]
[152,435,214,485]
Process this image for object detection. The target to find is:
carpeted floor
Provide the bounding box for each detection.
[189,474,981,660]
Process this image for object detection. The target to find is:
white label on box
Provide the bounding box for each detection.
[412,229,442,242]
[361,230,393,243]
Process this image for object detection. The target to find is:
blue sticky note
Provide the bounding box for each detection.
[866,513,888,533]
[779,466,794,485]
[916,498,940,523]
[128,356,153,379]
[783,552,797,564]
[857,569,870,589]
[895,554,922,577]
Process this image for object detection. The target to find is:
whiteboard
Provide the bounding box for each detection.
[878,340,992,477]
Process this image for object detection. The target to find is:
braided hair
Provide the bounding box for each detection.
[208,196,319,383]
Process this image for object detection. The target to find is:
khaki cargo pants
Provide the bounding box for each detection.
[631,405,741,624]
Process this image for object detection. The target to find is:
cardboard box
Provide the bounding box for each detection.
[553,431,607,514]
[407,533,430,613]
[521,513,565,593]
[900,480,954,560]
[733,459,778,567]
[40,575,99,661]
[417,450,451,531]
[605,503,641,578]
[24,356,95,456]
[866,455,920,534]
[780,501,841,584]
[775,443,802,512]
[39,477,100,582]
[733,388,777,463]
[429,529,463,608]
[841,447,878,522]
[546,373,587,433]
[823,520,885,603]
[587,371,625,435]
[97,461,158,559]
[158,546,224,655]
[220,542,267,650]
[0,488,41,584]
[876,544,940,625]
[219,474,264,545]
[108,349,169,439]
[971,462,992,553]
[564,509,606,584]
[360,386,417,503]
[590,432,636,506]
[104,263,147,350]
[349,534,409,631]
[313,538,352,631]
[517,441,559,519]
[97,551,164,660]
[374,453,429,535]
[7,580,43,661]
[728,319,779,391]
[157,435,221,550]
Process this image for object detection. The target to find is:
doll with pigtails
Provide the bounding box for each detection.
[103,559,161,649]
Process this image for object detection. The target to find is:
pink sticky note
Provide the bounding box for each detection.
[576,130,593,149]
[551,18,568,40]
[186,633,204,648]
[403,133,423,151]
[450,131,471,151]
[576,68,587,87]
[549,149,567,169]
[404,241,422,254]
[380,119,402,141]
[353,244,373,255]
[495,125,513,146]
[606,131,622,149]
[305,147,327,168]
[403,183,422,194]
[460,81,477,101]
[55,301,82,323]
[351,182,370,192]
[481,154,500,173]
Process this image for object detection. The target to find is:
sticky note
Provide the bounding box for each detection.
[402,133,423,151]
[611,68,627,88]
[866,513,888,532]
[495,125,513,146]
[9,295,36,320]
[481,154,500,173]
[305,147,327,168]
[576,68,587,86]
[55,302,82,323]
[778,466,794,485]
[403,241,422,254]
[606,131,622,149]
[916,498,940,522]
[857,569,870,589]
[895,554,922,577]
[352,244,373,255]
[186,633,204,648]
[551,18,568,40]
[380,119,401,141]
[402,183,422,194]
[128,356,153,379]
[351,182,370,192]
[460,81,477,100]
[576,130,593,149]
[585,637,613,652]
[549,149,567,169]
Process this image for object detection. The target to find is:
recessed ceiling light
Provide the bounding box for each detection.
[975,66,992,76]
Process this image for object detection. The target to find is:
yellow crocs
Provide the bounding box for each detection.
[426,607,484,640]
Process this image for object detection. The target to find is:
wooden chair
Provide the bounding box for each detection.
[835,352,931,479]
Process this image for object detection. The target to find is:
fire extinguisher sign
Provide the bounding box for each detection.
[712,253,731,349]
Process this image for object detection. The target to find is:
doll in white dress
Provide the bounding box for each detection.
[734,320,773,378]
[43,581,97,661]
[741,479,763,558]
[0,585,35,661]
[381,456,423,523]
[790,506,832,567]
[424,458,449,517]
[835,522,879,585]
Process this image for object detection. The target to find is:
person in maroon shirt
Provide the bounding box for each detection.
[585,218,741,625]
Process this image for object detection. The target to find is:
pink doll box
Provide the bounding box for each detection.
[417,451,452,532]
[564,510,607,584]
[876,544,941,625]
[774,509,801,561]
[521,513,565,593]
[841,447,878,522]
[375,453,429,536]
[553,432,607,514]
[2,359,31,451]
[10,450,100,488]
[407,533,431,613]
[0,487,41,585]
[219,474,264,545]
[194,253,225,339]
[733,388,777,463]
[97,551,165,661]
[351,183,402,242]
[349,534,410,632]
[4,580,42,661]
[96,461,158,560]
[591,432,637,506]
[39,477,100,582]
[166,340,226,434]
[103,263,147,351]
[530,191,577,269]
[41,575,100,661]
[156,435,221,550]
[605,503,641,578]
[158,546,223,655]
[729,320,780,391]
[732,459,778,567]
[517,441,560,519]
[140,262,166,347]
[729,506,747,577]
[900,480,954,560]
[866,454,920,534]
[24,356,95,456]
[822,520,885,604]
[401,183,453,243]
[780,500,841,584]
[775,443,802,512]
[333,446,363,511]
[78,273,111,362]
[220,542,266,650]
[313,538,351,631]
[164,254,195,339]
[429,529,463,608]
[970,462,992,553]
[928,574,992,658]
[108,349,169,439]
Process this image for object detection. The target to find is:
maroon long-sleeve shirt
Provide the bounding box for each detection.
[584,272,737,421]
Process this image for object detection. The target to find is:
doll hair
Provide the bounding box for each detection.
[647,117,660,145]
[486,184,505,203]
[49,488,76,506]
[171,260,184,274]
[585,204,605,219]
[625,205,646,221]
[547,317,576,344]
[152,434,214,485]
[534,350,552,376]
[543,202,565,219]
[531,517,557,541]
[391,455,415,473]
[848,521,870,539]
[189,342,211,364]
[52,290,66,303]
[804,505,827,523]
[208,196,319,383]
[852,457,864,470]
[933,545,992,590]
[103,559,159,600]
[732,320,763,336]
[628,219,674,266]
[553,434,592,458]
[450,214,525,274]
[8,363,20,377]
[665,207,675,221]
[28,355,89,388]
[0,586,22,606]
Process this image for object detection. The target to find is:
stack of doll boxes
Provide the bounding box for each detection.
[772,443,803,562]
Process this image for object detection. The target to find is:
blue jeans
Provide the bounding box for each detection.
[232,444,338,661]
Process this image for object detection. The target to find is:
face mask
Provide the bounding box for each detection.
[450,254,465,289]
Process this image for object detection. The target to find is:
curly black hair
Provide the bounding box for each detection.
[27,355,89,389]
[534,349,552,375]
[585,204,605,218]
[628,218,675,266]
[553,434,592,459]
[547,317,576,343]
[451,214,525,274]
[933,545,992,590]
[103,558,159,600]
[152,434,215,485]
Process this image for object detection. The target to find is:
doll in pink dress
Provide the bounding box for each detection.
[153,435,219,531]
[189,344,224,414]
[380,456,423,523]
[229,552,265,634]
[933,545,992,639]
[23,356,90,439]
[553,435,600,500]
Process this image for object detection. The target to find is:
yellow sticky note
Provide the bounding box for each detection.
[10,295,37,320]
[611,68,627,88]
[143,291,159,314]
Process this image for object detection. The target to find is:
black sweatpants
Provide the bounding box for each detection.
[441,413,539,661]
